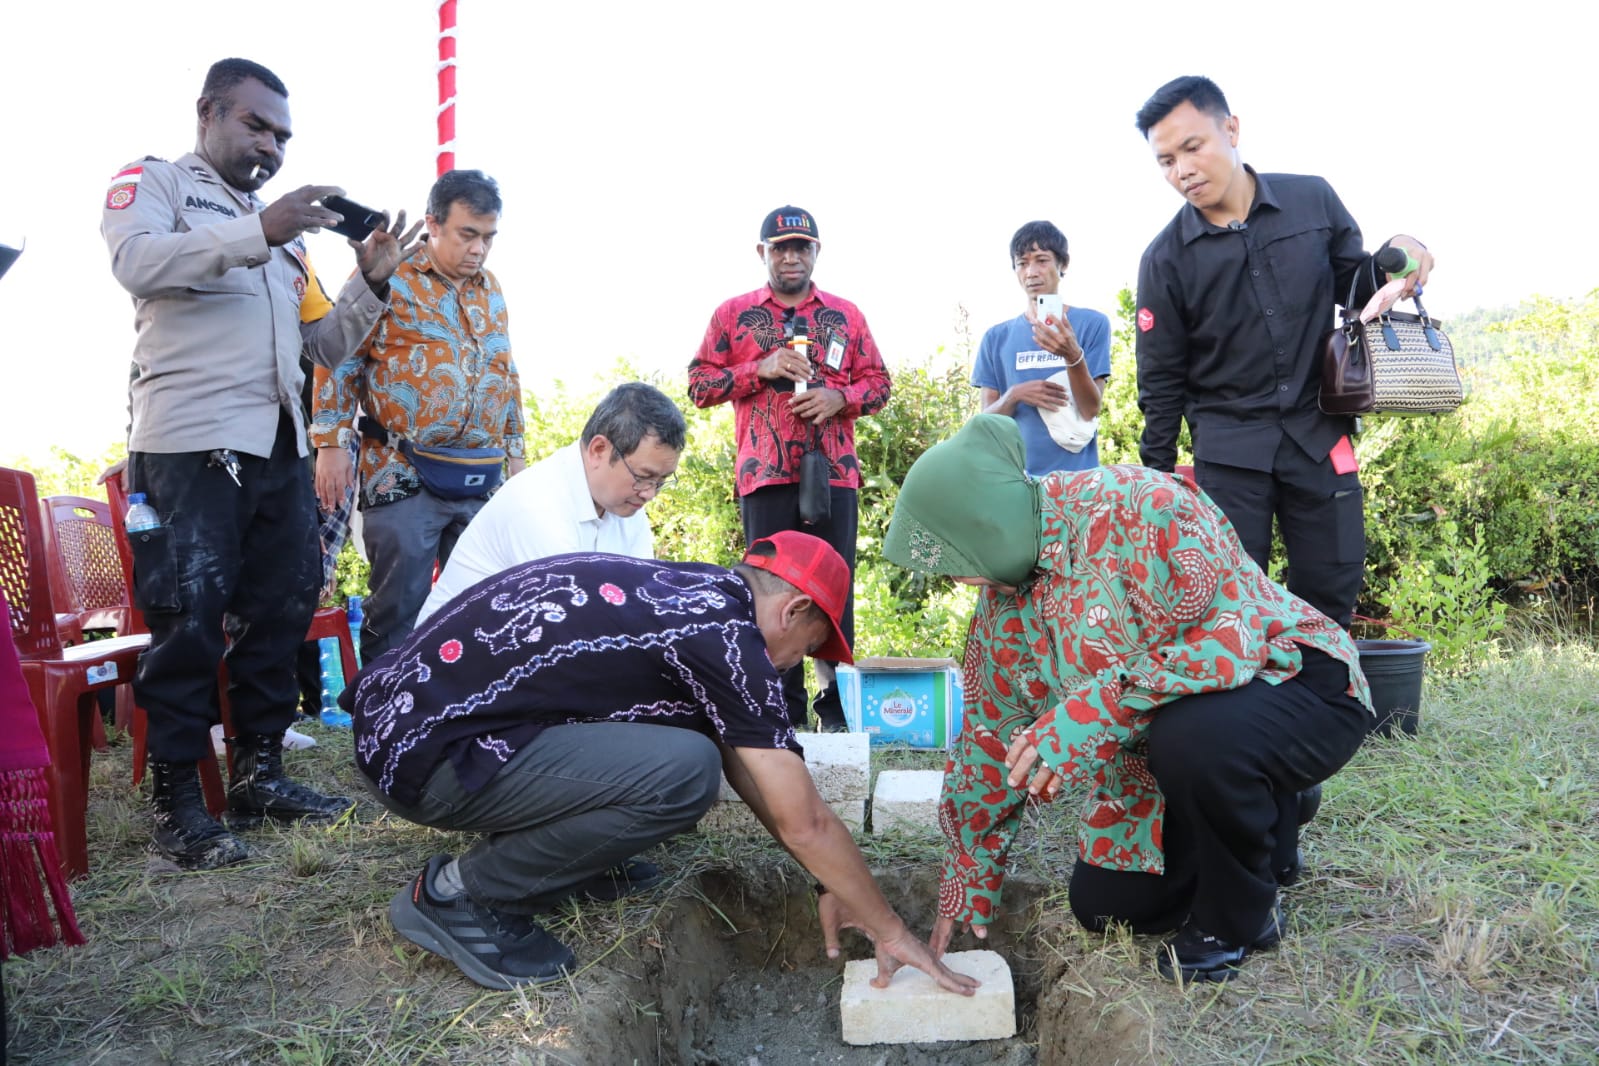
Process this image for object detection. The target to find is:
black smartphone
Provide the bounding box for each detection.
[321,195,385,241]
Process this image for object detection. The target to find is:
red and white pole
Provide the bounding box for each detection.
[437,0,457,177]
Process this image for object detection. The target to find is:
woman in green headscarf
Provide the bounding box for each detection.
[884,415,1373,982]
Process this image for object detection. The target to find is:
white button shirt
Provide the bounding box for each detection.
[416,441,656,624]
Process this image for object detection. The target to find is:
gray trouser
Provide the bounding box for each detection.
[370,723,723,912]
[359,490,485,662]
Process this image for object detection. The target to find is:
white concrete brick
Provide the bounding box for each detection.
[697,798,865,835]
[713,731,871,805]
[869,769,943,836]
[700,732,871,835]
[840,949,1015,1045]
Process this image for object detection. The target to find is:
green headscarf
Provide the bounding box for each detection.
[883,414,1042,586]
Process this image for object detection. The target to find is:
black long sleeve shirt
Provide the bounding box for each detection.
[1134,167,1377,472]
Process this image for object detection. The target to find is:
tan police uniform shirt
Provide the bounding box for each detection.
[101,152,385,458]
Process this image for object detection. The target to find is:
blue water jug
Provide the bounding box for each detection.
[317,638,352,729]
[347,595,364,669]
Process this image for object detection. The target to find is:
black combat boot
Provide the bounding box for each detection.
[227,731,354,827]
[149,760,249,870]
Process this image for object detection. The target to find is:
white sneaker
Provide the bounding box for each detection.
[282,726,318,750]
[210,723,319,752]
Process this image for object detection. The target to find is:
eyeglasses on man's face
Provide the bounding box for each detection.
[615,448,677,493]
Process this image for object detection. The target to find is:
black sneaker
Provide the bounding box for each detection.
[574,858,664,903]
[389,855,575,990]
[1157,901,1284,983]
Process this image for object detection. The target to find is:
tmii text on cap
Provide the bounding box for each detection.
[761,206,819,244]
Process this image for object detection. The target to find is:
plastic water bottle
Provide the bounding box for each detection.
[124,492,160,532]
[346,595,364,669]
[317,638,352,729]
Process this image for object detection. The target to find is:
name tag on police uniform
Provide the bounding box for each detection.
[1015,349,1067,370]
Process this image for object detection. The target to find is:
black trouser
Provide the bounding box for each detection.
[738,482,857,724]
[1195,437,1365,628]
[128,413,320,763]
[1068,649,1370,946]
[296,640,323,717]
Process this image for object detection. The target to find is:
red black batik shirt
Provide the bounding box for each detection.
[688,285,891,496]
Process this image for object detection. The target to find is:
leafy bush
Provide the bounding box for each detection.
[12,290,1599,672]
[520,355,979,661]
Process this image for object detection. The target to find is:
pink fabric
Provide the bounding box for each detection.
[0,590,84,956]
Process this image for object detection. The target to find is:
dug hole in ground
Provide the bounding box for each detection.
[533,861,1155,1065]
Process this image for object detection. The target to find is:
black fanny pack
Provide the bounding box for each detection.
[360,416,504,500]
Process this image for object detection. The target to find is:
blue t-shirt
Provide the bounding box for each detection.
[971,307,1113,477]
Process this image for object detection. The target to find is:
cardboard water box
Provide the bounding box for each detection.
[837,657,963,750]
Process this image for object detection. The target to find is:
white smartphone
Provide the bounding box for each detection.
[1035,293,1065,323]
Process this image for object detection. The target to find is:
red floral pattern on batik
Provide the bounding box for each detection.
[439,639,463,664]
[934,465,1372,927]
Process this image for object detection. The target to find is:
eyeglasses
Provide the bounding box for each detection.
[615,449,677,493]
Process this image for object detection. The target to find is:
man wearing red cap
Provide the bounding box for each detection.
[689,206,892,731]
[345,533,974,997]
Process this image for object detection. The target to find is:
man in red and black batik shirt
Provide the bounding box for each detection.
[688,206,891,732]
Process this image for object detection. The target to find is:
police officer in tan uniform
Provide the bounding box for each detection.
[101,57,421,869]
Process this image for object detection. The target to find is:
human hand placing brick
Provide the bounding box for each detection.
[821,893,979,996]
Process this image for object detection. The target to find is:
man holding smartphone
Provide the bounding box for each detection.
[972,221,1112,475]
[311,169,526,665]
[688,206,891,733]
[102,57,421,869]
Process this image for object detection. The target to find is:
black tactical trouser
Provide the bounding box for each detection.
[128,413,320,763]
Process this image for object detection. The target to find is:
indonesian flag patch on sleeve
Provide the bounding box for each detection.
[1137,307,1155,332]
[106,165,143,210]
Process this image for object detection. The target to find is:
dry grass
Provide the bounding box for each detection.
[6,634,1597,1064]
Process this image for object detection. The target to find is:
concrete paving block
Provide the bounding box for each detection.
[869,769,943,835]
[697,797,865,835]
[840,949,1015,1045]
[714,731,871,805]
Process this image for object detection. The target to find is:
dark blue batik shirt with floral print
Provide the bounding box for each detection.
[347,553,800,806]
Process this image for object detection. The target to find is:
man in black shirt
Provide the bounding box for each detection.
[1132,75,1433,629]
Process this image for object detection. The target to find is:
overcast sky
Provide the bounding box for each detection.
[2,0,1592,459]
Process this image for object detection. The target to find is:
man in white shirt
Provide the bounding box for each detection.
[416,383,686,625]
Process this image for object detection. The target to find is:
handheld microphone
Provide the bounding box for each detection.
[1375,246,1418,278]
[792,316,811,394]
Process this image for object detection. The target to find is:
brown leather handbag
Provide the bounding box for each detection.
[1320,258,1462,417]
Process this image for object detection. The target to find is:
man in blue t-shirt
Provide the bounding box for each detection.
[971,221,1112,476]
[346,532,977,999]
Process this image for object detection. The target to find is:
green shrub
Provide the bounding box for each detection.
[13,290,1599,664]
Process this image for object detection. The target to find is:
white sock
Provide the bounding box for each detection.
[432,858,466,899]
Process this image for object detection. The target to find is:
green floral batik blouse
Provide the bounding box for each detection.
[935,465,1373,926]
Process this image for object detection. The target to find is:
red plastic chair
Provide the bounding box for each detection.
[104,482,357,796]
[39,496,135,639]
[0,466,148,879]
[103,477,230,814]
[39,495,138,747]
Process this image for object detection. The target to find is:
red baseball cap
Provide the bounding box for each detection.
[742,530,853,664]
